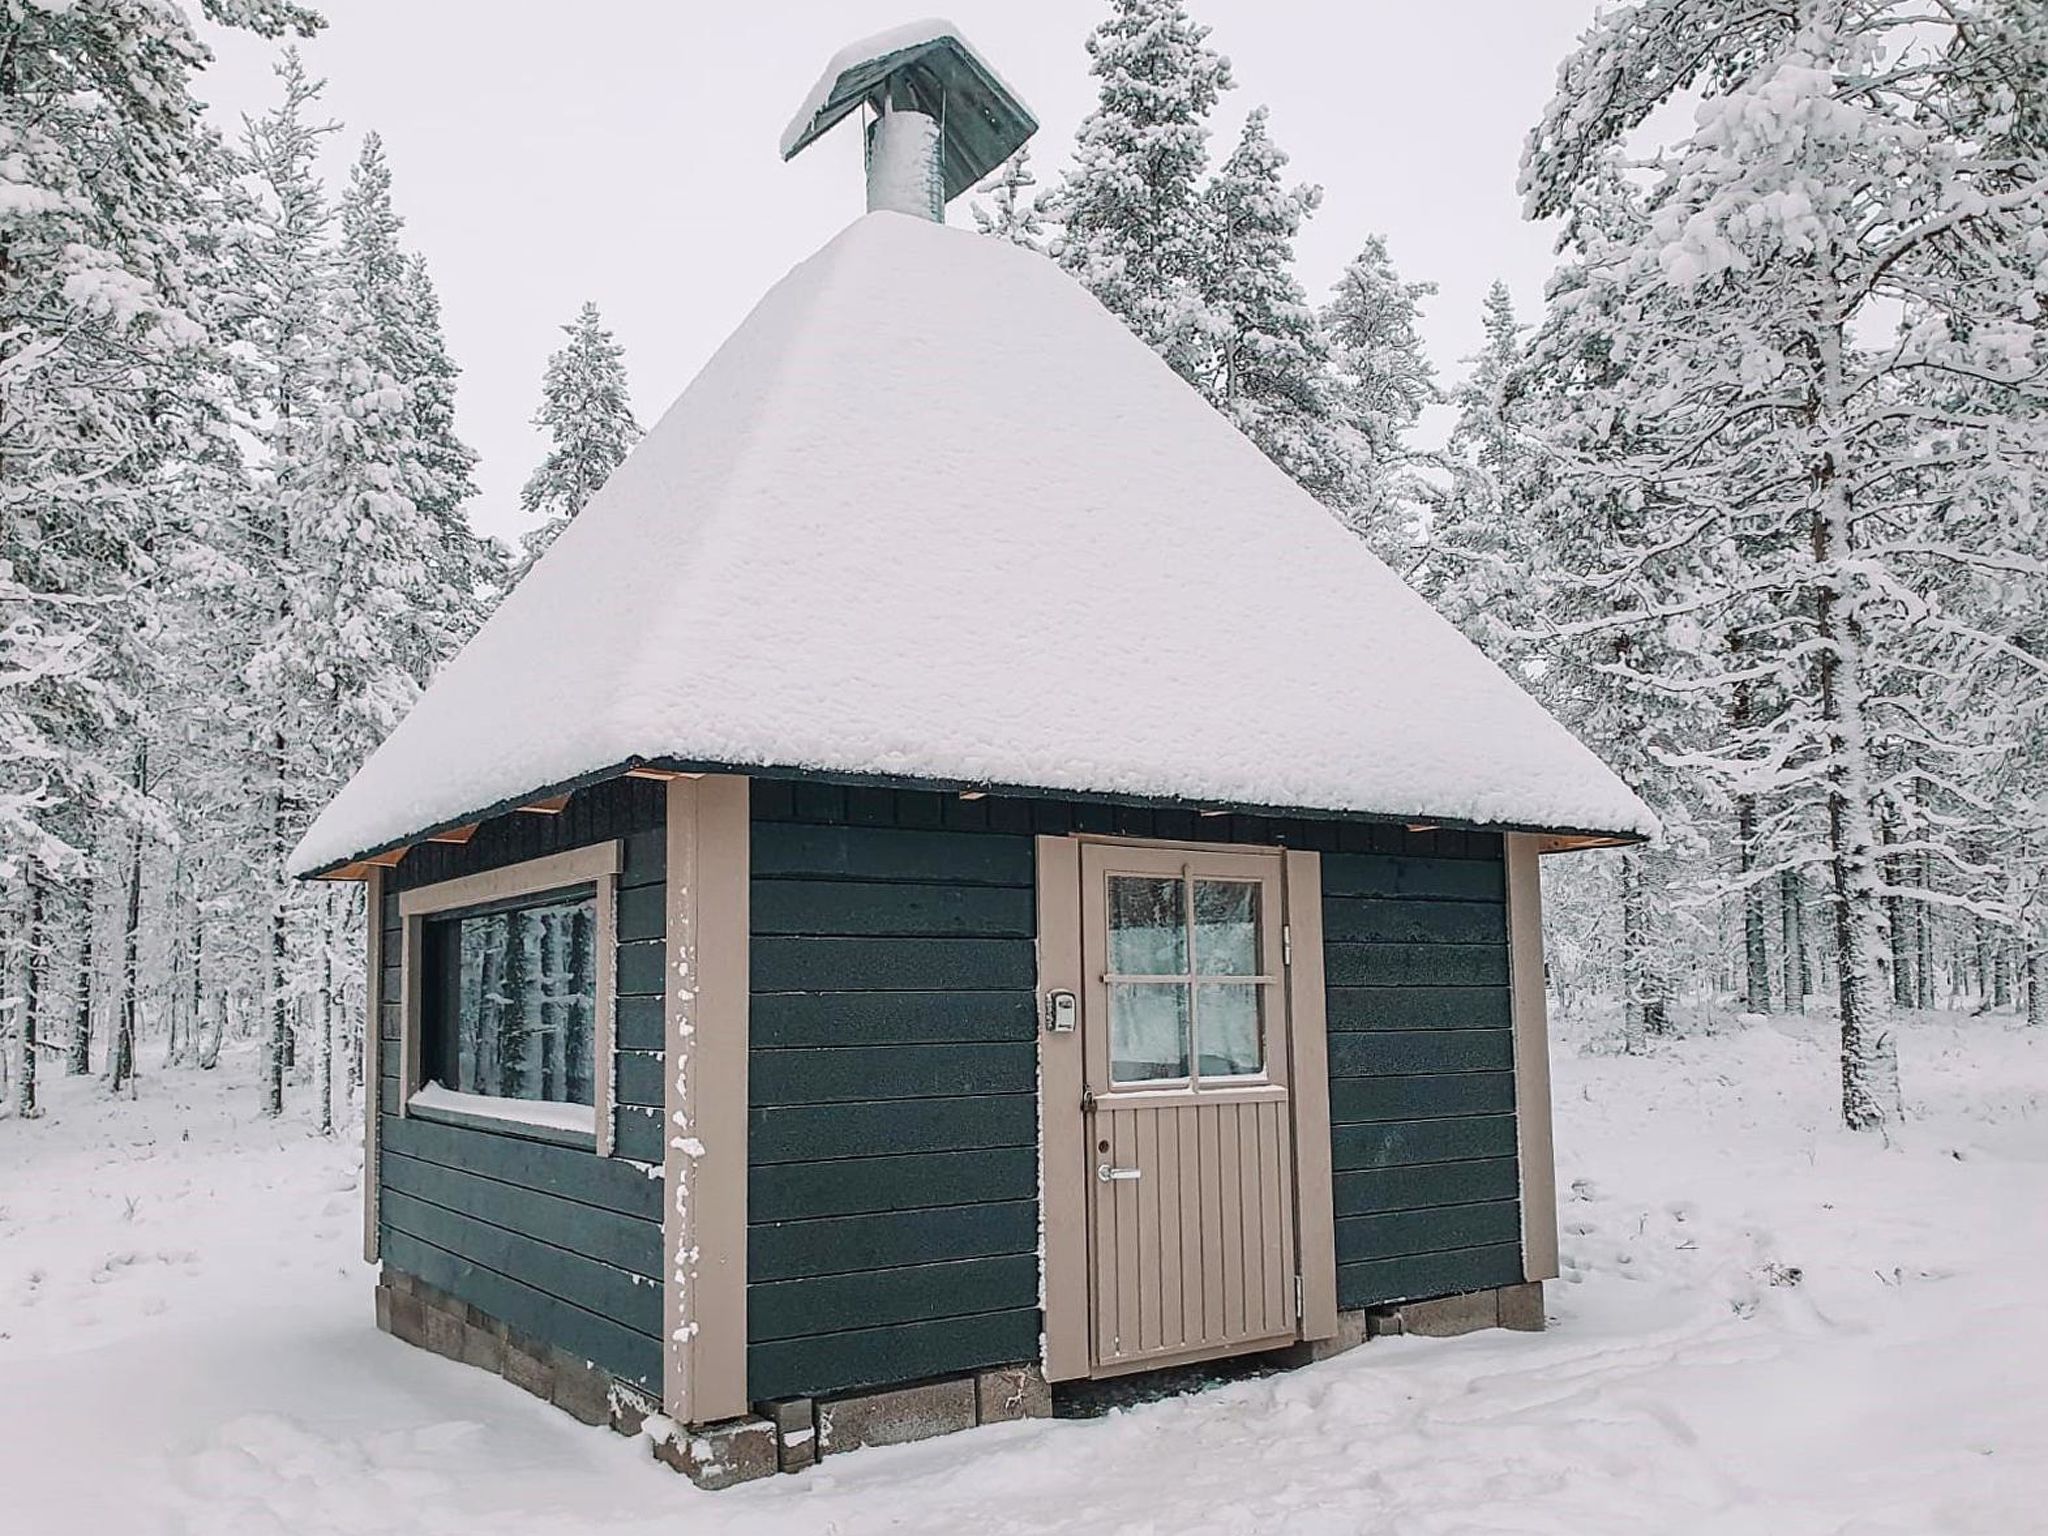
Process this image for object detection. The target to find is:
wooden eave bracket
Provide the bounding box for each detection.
[1534,833,1637,855]
[517,794,572,814]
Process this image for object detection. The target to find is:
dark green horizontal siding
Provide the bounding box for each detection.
[751,1200,1037,1283]
[377,779,666,1389]
[380,1114,662,1387]
[746,1308,1041,1405]
[750,1041,1034,1105]
[1321,838,1524,1309]
[1339,1242,1525,1309]
[751,1092,1036,1164]
[747,788,1041,1403]
[752,989,1033,1048]
[751,1254,1036,1343]
[750,1146,1036,1223]
[1325,985,1512,1031]
[384,1228,661,1390]
[1333,1157,1520,1217]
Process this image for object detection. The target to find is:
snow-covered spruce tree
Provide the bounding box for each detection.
[0,0,306,886]
[1422,282,1548,664]
[1515,197,1718,1048]
[971,144,1048,250]
[1521,0,2048,1128]
[1195,107,1356,510]
[516,302,640,574]
[283,133,481,1124]
[1321,234,1441,555]
[1054,0,1233,384]
[228,50,341,1117]
[401,251,500,649]
[0,0,320,1110]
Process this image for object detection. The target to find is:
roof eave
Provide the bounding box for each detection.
[296,757,1651,882]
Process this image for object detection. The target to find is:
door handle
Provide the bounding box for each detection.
[1097,1163,1142,1183]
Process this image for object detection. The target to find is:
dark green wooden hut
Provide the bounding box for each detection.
[293,24,1651,1488]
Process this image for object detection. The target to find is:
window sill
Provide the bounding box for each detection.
[406,1084,598,1151]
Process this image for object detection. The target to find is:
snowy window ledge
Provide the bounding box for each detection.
[407,1083,598,1150]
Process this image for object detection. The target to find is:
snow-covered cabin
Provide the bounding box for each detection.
[292,24,1652,1487]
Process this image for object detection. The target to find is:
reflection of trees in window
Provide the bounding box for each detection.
[437,891,596,1104]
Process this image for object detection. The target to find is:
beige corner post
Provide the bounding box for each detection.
[1505,834,1559,1281]
[1035,835,1090,1382]
[363,867,385,1264]
[1282,850,1338,1342]
[662,774,751,1426]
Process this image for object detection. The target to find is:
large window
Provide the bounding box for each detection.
[423,888,597,1106]
[397,841,620,1145]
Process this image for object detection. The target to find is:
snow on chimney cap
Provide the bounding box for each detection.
[781,19,1037,204]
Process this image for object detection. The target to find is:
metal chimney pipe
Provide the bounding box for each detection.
[864,97,944,221]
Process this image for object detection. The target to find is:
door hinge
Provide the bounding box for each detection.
[1283,924,1293,968]
[1294,1273,1304,1316]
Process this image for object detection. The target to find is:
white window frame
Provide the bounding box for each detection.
[396,841,621,1152]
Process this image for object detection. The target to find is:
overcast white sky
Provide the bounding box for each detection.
[198,2,1602,545]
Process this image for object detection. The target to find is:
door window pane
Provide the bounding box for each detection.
[1193,880,1260,975]
[1110,982,1190,1082]
[429,890,596,1105]
[1109,876,1186,975]
[1195,984,1262,1077]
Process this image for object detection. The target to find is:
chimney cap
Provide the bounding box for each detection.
[781,19,1037,203]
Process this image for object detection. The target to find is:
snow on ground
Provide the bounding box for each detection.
[3,1012,2044,1534]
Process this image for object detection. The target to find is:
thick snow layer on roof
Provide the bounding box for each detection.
[290,214,1654,876]
[779,18,1023,158]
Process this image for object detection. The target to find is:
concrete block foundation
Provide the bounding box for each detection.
[375,1267,1541,1489]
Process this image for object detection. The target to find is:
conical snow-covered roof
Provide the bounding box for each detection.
[291,213,1652,876]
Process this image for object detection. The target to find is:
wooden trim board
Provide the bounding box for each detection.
[364,868,385,1264]
[1283,849,1338,1342]
[662,774,751,1426]
[1505,833,1559,1281]
[1035,835,1089,1383]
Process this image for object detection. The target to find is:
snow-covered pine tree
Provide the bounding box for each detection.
[1520,0,2048,1127]
[1054,0,1233,384]
[971,144,1048,250]
[1320,234,1441,554]
[1194,106,1355,510]
[516,302,640,574]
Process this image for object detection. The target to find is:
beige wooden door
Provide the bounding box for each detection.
[1079,843,1299,1372]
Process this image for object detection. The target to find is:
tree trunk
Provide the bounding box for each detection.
[1992,941,2012,1011]
[109,751,147,1097]
[1620,850,1667,1046]
[68,866,96,1074]
[15,871,44,1118]
[1814,596,1899,1125]
[2025,937,2044,1030]
[1738,796,1772,1012]
[1779,866,1807,1012]
[1914,853,1936,1011]
[317,888,335,1136]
